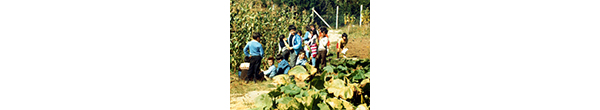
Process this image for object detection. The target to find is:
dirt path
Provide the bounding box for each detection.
[230,90,271,110]
[328,29,370,59]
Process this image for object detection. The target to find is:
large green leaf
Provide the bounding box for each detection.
[304,63,317,75]
[317,102,331,110]
[309,75,326,90]
[288,66,310,82]
[336,65,348,72]
[341,99,355,110]
[351,69,366,82]
[254,94,273,110]
[272,75,289,86]
[356,104,369,110]
[268,87,282,98]
[281,84,302,95]
[326,98,343,110]
[276,96,303,110]
[324,79,354,99]
[323,65,336,74]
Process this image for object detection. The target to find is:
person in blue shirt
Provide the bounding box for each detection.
[262,57,277,79]
[287,25,303,68]
[303,25,313,59]
[295,50,307,67]
[276,54,291,76]
[243,32,264,83]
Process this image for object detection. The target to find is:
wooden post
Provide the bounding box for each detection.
[360,5,363,27]
[336,6,339,29]
[311,7,314,23]
[312,8,331,28]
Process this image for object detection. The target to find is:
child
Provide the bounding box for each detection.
[262,57,277,79]
[276,54,291,76]
[295,50,308,67]
[238,56,250,79]
[243,32,265,83]
[316,27,329,69]
[337,33,349,58]
[309,29,318,66]
[287,25,302,68]
[303,25,312,58]
[278,35,290,59]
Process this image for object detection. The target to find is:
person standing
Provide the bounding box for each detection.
[277,35,290,60]
[287,25,302,68]
[243,32,264,83]
[316,27,329,69]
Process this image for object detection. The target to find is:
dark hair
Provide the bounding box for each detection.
[244,56,250,62]
[305,26,311,31]
[288,25,296,31]
[276,54,283,60]
[342,33,348,39]
[311,29,318,36]
[320,26,328,34]
[279,35,286,40]
[299,50,305,55]
[267,57,274,61]
[252,32,262,40]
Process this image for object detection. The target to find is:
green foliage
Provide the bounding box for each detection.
[323,65,336,74]
[276,96,303,110]
[252,58,370,110]
[281,83,302,95]
[230,0,312,73]
[288,66,310,82]
[254,94,274,110]
[324,79,354,100]
[268,0,370,27]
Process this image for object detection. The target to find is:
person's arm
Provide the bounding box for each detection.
[259,44,264,58]
[284,38,291,49]
[292,35,302,50]
[304,32,310,41]
[243,43,250,57]
[295,58,301,65]
[283,66,290,74]
[263,65,274,74]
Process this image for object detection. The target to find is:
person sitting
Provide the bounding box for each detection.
[262,57,277,79]
[295,50,308,67]
[275,54,291,76]
[238,56,250,79]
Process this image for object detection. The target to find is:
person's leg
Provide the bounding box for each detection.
[319,50,327,68]
[311,57,316,67]
[254,57,262,82]
[289,52,297,67]
[248,57,258,82]
[269,70,278,78]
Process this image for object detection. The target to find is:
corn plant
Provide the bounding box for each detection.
[230,0,312,73]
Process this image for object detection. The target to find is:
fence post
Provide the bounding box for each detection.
[360,5,362,27]
[336,6,339,29]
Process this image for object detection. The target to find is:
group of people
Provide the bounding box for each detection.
[238,24,349,83]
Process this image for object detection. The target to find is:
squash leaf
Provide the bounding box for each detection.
[254,94,273,110]
[281,84,302,95]
[323,65,336,74]
[288,66,310,82]
[325,98,343,110]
